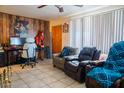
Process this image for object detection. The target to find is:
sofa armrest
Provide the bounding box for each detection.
[84,61,105,73]
[65,58,79,61]
[64,55,79,61]
[85,64,96,73]
[89,60,105,67]
[114,76,124,88]
[120,77,124,87]
[79,60,90,67]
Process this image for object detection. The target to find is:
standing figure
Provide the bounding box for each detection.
[35,30,45,60]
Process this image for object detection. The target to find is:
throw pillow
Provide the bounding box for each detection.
[59,47,70,57]
[99,54,108,61]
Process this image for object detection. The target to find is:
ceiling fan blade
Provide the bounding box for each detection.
[59,7,64,12]
[74,5,83,7]
[38,5,47,8]
[55,5,64,13]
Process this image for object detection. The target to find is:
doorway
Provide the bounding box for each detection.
[52,25,62,53]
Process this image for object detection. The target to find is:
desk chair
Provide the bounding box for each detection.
[21,48,37,69]
[20,38,37,69]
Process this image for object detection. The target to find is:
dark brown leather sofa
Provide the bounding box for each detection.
[52,47,78,70]
[64,47,101,83]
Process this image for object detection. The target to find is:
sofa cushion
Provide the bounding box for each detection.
[65,61,79,72]
[79,55,92,61]
[69,48,77,55]
[92,50,101,60]
[78,47,96,61]
[59,47,77,58]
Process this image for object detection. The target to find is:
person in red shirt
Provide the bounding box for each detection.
[35,30,44,60]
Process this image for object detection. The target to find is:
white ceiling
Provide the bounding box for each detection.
[0,5,104,20]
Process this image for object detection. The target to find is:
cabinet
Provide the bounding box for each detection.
[0,48,20,67]
[0,52,6,67]
[4,48,21,66]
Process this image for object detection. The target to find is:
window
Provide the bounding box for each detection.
[70,9,124,53]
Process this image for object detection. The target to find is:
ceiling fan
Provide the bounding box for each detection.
[37,5,83,13]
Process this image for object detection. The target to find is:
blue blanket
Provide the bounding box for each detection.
[87,41,124,87]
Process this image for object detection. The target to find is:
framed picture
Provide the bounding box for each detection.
[63,23,69,33]
[14,17,29,37]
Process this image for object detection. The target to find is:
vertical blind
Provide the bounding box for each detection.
[69,19,83,53]
[70,8,124,53]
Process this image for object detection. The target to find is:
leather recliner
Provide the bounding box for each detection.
[52,47,78,70]
[64,47,101,82]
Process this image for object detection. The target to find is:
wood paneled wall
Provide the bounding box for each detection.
[0,12,50,46]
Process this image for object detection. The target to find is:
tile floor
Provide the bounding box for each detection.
[3,59,86,88]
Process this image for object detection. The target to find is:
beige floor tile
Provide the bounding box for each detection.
[12,79,24,83]
[22,76,38,84]
[52,73,66,80]
[39,68,51,73]
[49,81,68,88]
[41,85,50,88]
[12,79,28,88]
[39,73,52,78]
[71,84,84,88]
[12,84,29,88]
[69,82,85,88]
[46,71,56,76]
[18,72,34,79]
[60,77,75,86]
[11,74,21,81]
[7,59,84,88]
[82,83,86,88]
[42,77,58,84]
[36,66,45,70]
[27,80,47,88]
[30,70,43,76]
[35,74,46,80]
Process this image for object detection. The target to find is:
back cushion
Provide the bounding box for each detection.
[78,47,96,61]
[69,48,77,55]
[59,47,70,57]
[92,50,101,60]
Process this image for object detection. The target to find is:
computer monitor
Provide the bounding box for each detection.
[10,37,26,46]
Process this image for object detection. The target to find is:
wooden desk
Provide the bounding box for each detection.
[3,47,23,66]
[0,50,5,67]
